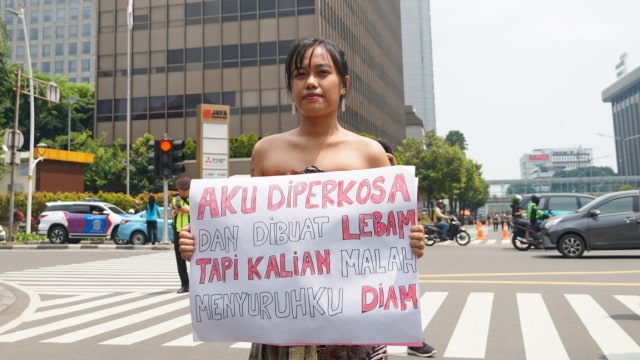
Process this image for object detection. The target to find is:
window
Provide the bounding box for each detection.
[30,10,39,24]
[68,60,77,72]
[42,44,51,56]
[596,197,634,215]
[56,26,65,38]
[69,25,78,38]
[55,60,63,73]
[68,42,77,55]
[81,59,90,71]
[43,10,52,22]
[41,61,51,73]
[30,28,39,41]
[43,27,51,40]
[70,8,78,21]
[82,24,91,37]
[55,43,64,56]
[83,7,91,20]
[82,41,91,54]
[56,8,65,22]
[186,48,202,63]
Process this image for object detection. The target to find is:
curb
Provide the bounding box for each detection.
[0,284,16,313]
[0,242,173,250]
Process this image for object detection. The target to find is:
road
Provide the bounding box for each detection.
[0,238,639,359]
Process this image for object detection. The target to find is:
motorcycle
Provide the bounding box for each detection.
[511,212,552,251]
[424,216,471,246]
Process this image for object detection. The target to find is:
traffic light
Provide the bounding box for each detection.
[171,139,186,176]
[147,140,159,176]
[158,137,173,178]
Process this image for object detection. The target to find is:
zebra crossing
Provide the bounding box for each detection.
[0,252,639,359]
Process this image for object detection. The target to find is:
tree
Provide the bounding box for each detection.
[445,130,468,151]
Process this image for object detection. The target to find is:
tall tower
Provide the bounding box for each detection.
[401,0,436,133]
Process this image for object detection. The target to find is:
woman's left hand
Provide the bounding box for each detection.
[409,224,425,258]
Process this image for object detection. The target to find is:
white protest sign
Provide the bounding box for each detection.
[188,166,422,345]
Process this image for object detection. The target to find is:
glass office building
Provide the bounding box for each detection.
[602,65,640,176]
[1,0,96,83]
[95,0,406,148]
[401,0,436,133]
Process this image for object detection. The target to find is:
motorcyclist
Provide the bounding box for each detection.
[434,200,451,240]
[527,194,546,232]
[510,195,530,236]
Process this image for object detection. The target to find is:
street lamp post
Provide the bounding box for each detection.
[6,5,36,234]
[68,96,77,151]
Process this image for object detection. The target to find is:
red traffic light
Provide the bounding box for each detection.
[159,139,172,153]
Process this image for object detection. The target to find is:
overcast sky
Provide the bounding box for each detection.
[430,0,640,180]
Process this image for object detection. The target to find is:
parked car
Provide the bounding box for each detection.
[116,207,174,245]
[540,190,640,258]
[0,226,5,241]
[520,193,595,216]
[37,200,130,244]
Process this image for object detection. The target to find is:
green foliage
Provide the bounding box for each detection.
[229,133,260,157]
[184,137,196,160]
[445,130,468,151]
[395,131,489,215]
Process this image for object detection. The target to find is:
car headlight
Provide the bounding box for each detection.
[544,217,563,229]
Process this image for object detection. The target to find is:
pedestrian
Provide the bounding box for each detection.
[134,200,143,213]
[145,195,161,245]
[378,139,437,358]
[172,177,191,294]
[178,37,426,360]
[13,207,24,235]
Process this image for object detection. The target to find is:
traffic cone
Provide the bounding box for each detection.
[502,222,510,240]
[476,226,486,240]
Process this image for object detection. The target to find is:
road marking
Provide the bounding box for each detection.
[42,298,189,343]
[615,295,640,316]
[100,314,192,345]
[31,292,141,321]
[39,293,109,308]
[163,334,202,347]
[566,294,640,359]
[444,292,493,358]
[0,292,179,342]
[517,293,569,360]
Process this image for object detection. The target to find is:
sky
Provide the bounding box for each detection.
[429,0,640,180]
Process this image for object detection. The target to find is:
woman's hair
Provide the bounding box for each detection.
[285,37,349,96]
[148,195,156,206]
[377,139,394,155]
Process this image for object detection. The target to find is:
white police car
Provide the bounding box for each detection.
[37,200,130,244]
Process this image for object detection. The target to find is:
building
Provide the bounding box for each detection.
[601,64,640,176]
[1,0,96,83]
[400,0,436,133]
[95,1,407,150]
[520,147,594,180]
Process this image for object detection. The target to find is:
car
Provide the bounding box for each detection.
[520,193,595,217]
[540,190,640,258]
[0,226,5,241]
[37,200,130,244]
[116,207,174,245]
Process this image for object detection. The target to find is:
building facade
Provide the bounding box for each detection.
[520,147,594,180]
[95,0,406,149]
[602,64,640,176]
[1,0,96,83]
[400,0,436,133]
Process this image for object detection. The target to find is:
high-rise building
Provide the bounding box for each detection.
[602,64,640,176]
[400,0,436,133]
[1,0,96,83]
[95,1,406,148]
[520,147,593,180]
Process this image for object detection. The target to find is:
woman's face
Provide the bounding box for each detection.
[291,46,348,118]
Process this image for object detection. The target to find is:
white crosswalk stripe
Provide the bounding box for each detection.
[0,253,639,359]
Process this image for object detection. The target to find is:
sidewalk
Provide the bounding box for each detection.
[0,241,174,250]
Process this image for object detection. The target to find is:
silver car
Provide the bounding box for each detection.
[541,190,640,258]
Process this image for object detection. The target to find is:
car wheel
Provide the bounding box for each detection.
[48,225,68,244]
[130,230,147,246]
[558,234,585,258]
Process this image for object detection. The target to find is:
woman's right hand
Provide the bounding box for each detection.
[179,225,195,261]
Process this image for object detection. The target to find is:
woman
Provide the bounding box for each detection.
[179,38,425,360]
[145,195,161,245]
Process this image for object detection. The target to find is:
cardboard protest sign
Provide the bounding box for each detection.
[188,166,422,345]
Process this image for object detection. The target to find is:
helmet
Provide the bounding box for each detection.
[511,194,522,203]
[531,194,540,205]
[436,199,444,205]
